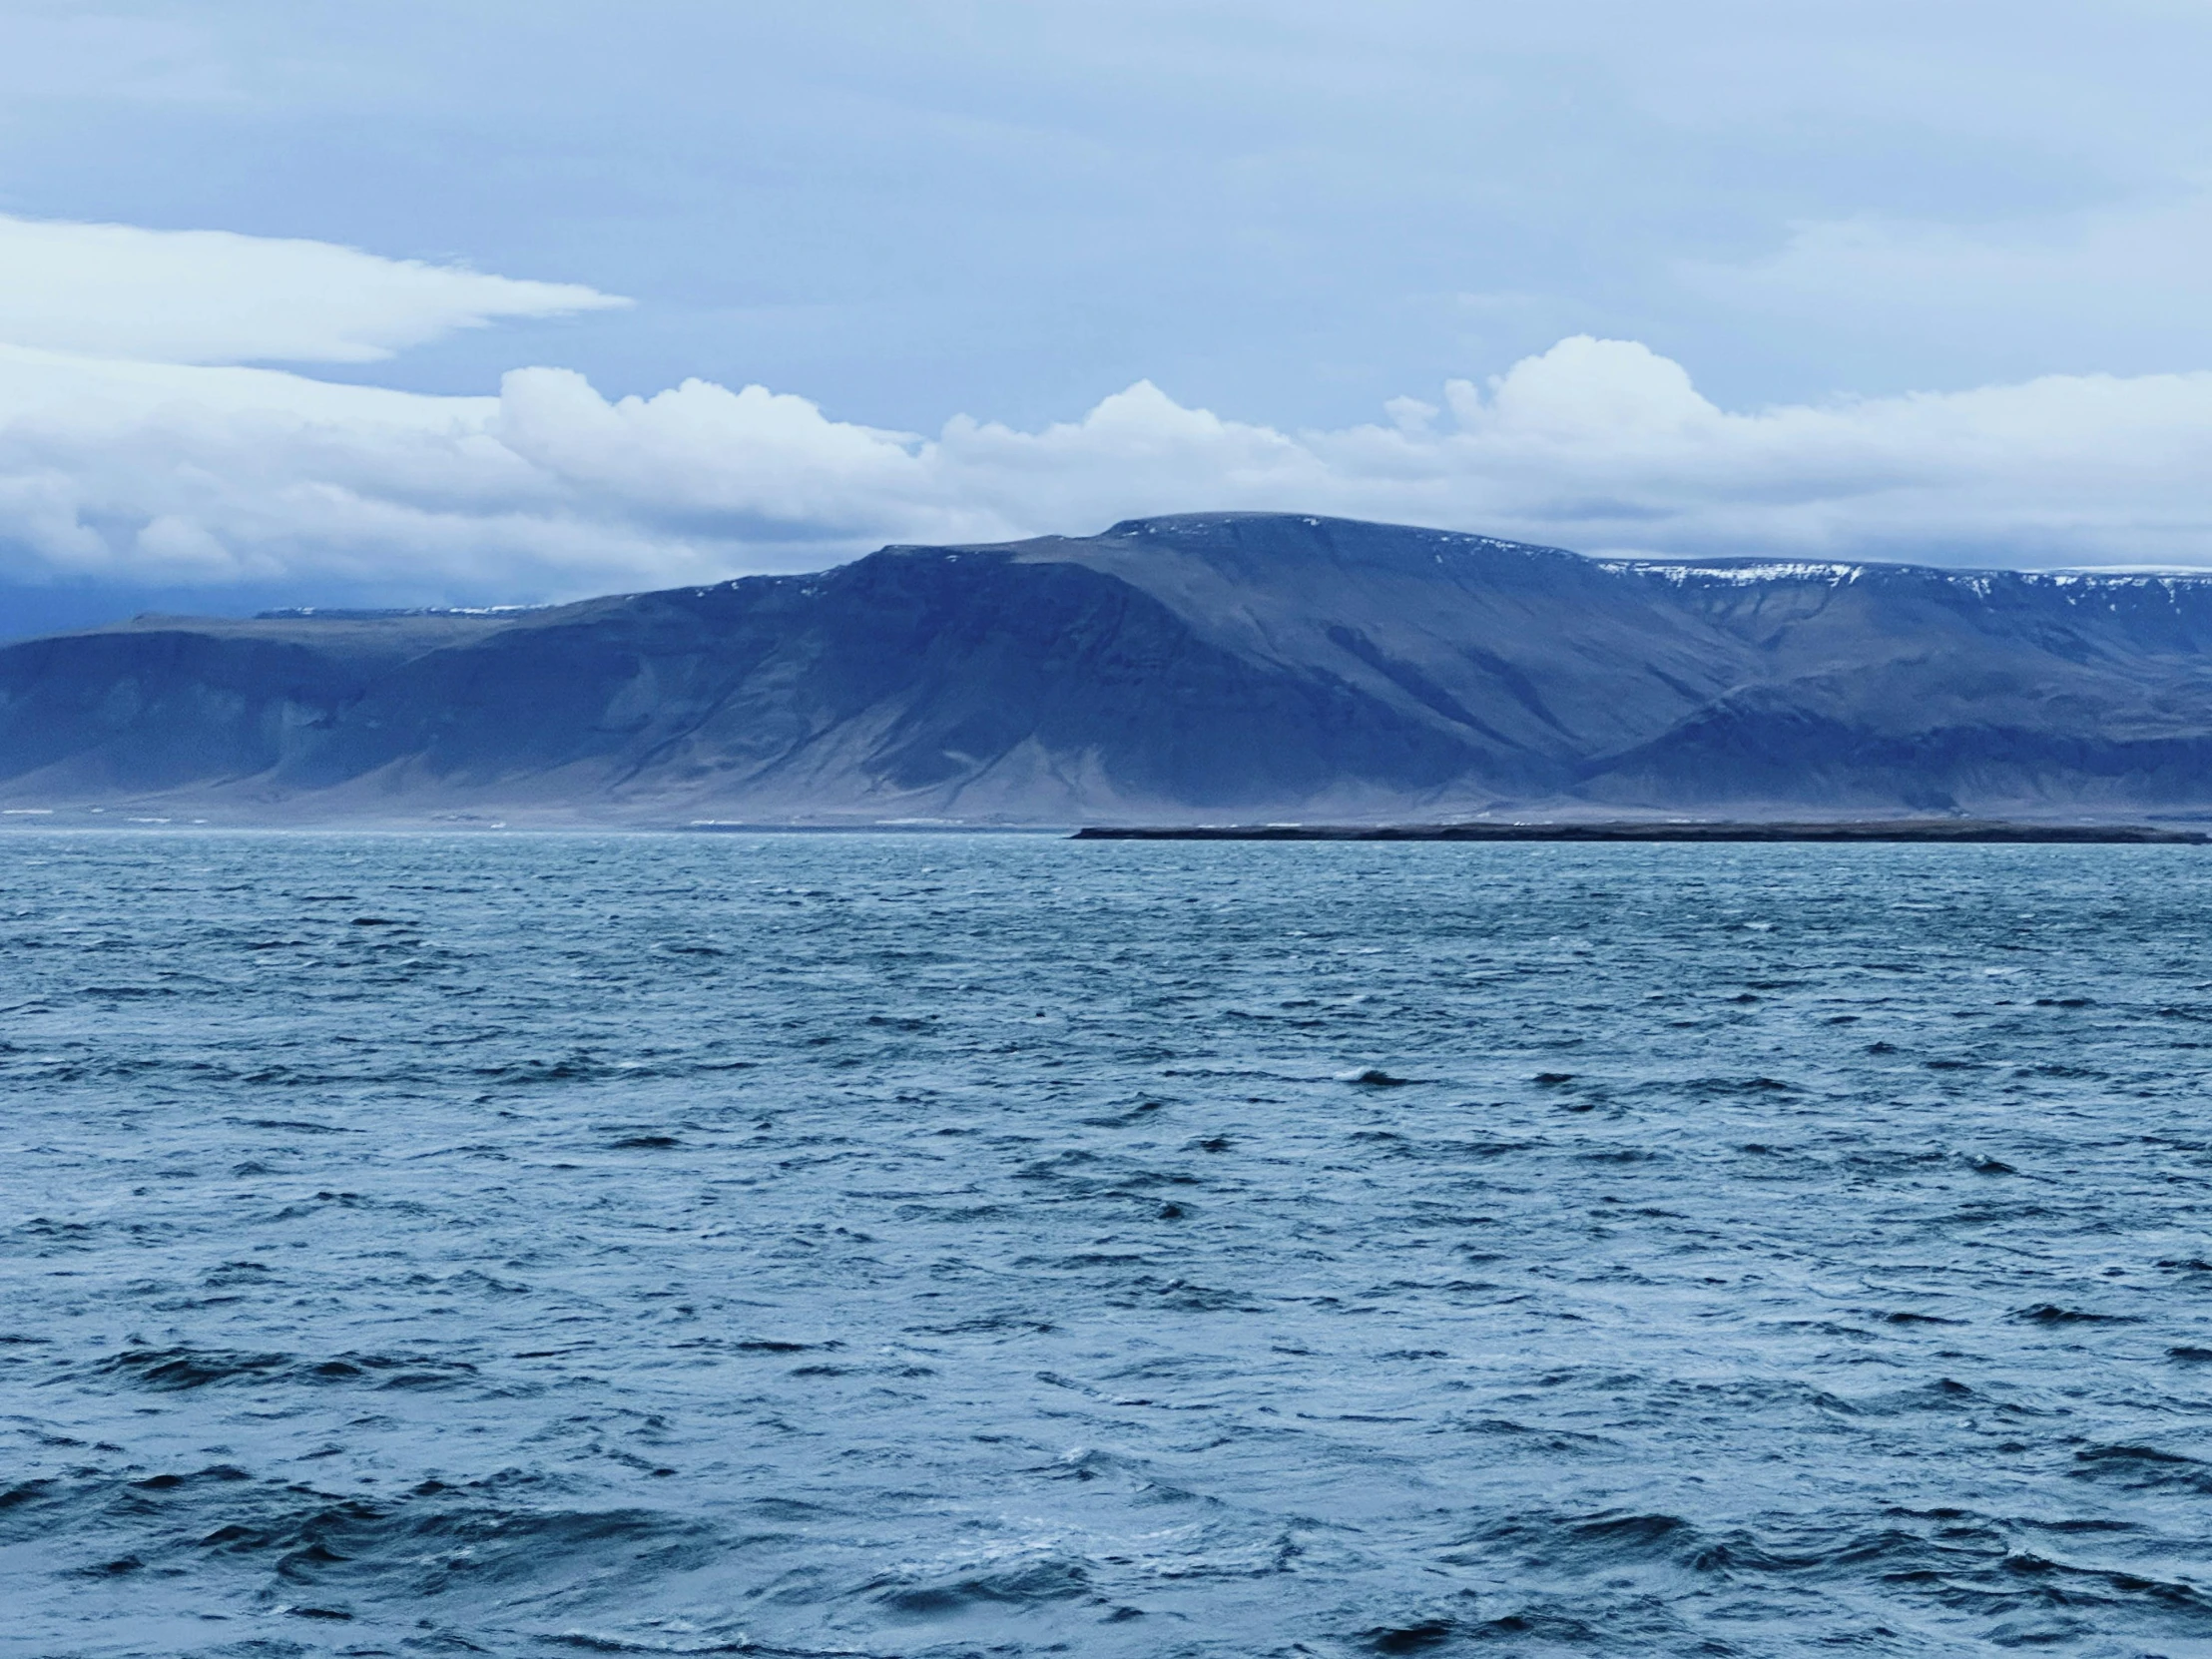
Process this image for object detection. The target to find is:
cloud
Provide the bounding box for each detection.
[0,215,626,364]
[495,368,952,540]
[1680,193,2212,383]
[5,328,2212,607]
[0,212,2210,605]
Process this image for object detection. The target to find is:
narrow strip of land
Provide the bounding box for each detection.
[1072,822,2208,843]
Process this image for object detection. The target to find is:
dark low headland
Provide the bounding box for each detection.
[1073,821,2209,843]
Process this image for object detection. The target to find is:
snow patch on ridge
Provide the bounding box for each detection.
[1600,560,1868,586]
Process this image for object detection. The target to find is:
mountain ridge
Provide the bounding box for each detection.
[6,511,2212,824]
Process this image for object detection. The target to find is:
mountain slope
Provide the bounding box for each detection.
[6,513,2212,822]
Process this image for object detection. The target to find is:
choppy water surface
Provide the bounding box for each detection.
[7,832,2212,1657]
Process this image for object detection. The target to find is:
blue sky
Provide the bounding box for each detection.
[4,0,2212,630]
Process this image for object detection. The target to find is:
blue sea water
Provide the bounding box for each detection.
[5,830,2212,1658]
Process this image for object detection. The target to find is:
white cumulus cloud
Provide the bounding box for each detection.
[2,216,2212,605]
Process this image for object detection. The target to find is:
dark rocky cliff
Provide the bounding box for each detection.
[6,513,2212,822]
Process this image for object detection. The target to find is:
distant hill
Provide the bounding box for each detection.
[7,512,2212,824]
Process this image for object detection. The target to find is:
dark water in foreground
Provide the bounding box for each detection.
[6,833,2212,1658]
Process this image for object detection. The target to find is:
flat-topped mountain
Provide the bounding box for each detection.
[6,512,2212,823]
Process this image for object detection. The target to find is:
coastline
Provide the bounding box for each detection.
[1071,821,2211,843]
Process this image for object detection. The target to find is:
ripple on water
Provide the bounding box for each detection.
[4,831,2212,1656]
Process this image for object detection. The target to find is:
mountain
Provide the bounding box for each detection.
[6,512,2212,825]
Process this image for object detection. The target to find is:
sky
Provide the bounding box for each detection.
[4,0,2212,632]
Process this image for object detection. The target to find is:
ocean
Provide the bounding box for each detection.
[4,830,2211,1657]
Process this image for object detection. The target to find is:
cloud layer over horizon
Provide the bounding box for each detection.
[2,213,2212,611]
